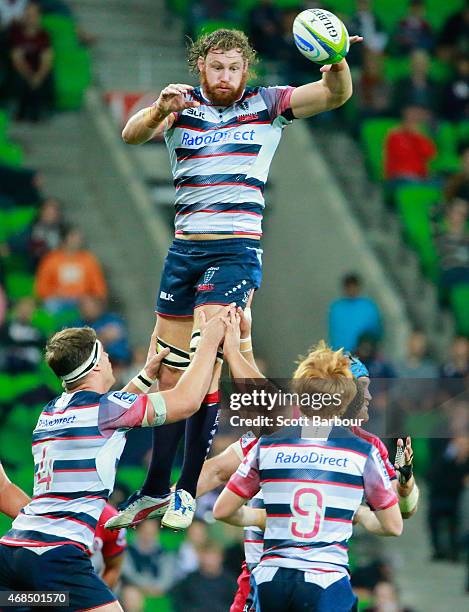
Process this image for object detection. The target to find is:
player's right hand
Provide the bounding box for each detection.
[222,308,242,358]
[153,84,200,118]
[199,304,236,347]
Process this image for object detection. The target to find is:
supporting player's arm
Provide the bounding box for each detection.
[196,443,243,497]
[354,504,403,537]
[213,489,265,529]
[101,553,125,589]
[0,462,30,518]
[394,437,419,519]
[122,83,200,145]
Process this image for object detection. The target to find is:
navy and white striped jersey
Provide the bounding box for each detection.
[244,491,265,571]
[1,390,164,553]
[165,85,295,236]
[228,426,397,574]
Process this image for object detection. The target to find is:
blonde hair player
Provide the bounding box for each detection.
[108,27,363,532]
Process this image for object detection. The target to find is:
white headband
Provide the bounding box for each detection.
[61,340,103,384]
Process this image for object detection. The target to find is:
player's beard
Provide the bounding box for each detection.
[200,69,248,106]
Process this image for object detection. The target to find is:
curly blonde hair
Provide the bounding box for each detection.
[187,29,257,74]
[292,341,357,418]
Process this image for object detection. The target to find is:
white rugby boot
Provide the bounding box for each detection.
[161,489,196,531]
[104,490,171,530]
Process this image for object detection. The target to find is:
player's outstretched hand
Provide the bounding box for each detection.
[222,308,242,359]
[154,84,200,117]
[394,436,414,485]
[199,304,236,347]
[143,347,170,381]
[320,36,363,73]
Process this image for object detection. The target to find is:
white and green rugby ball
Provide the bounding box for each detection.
[293,8,350,65]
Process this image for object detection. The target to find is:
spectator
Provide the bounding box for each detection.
[0,163,43,207]
[119,585,144,612]
[384,105,437,183]
[441,335,469,378]
[174,519,209,581]
[0,0,27,29]
[6,197,65,269]
[28,198,65,267]
[346,0,388,65]
[445,143,469,203]
[355,334,395,379]
[121,520,176,597]
[77,295,131,365]
[394,50,439,116]
[248,0,283,60]
[328,273,383,352]
[0,296,45,374]
[434,198,469,291]
[171,541,236,612]
[35,226,107,313]
[438,0,469,61]
[426,436,469,561]
[364,581,416,612]
[8,0,53,121]
[394,0,434,55]
[395,330,438,379]
[357,50,393,119]
[440,55,469,122]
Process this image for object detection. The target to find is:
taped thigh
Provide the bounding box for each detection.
[157,337,190,370]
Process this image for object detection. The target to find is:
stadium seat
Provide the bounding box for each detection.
[425,0,465,31]
[41,14,77,50]
[196,19,240,37]
[0,141,23,167]
[53,47,92,110]
[5,206,36,238]
[450,284,469,336]
[5,272,34,300]
[395,185,441,279]
[144,596,173,612]
[384,57,410,82]
[114,466,146,492]
[432,122,460,174]
[360,118,399,181]
[374,0,408,34]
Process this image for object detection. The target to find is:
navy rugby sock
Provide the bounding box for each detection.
[141,420,185,497]
[177,391,221,498]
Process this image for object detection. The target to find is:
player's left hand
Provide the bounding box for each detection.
[143,347,170,381]
[222,308,241,358]
[320,36,363,72]
[394,436,414,485]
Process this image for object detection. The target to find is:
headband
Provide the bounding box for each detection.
[61,339,103,384]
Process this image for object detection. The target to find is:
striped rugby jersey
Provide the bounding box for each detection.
[165,85,295,236]
[228,425,397,574]
[244,491,265,571]
[1,390,164,553]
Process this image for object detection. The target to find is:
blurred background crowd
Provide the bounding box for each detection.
[0,1,468,611]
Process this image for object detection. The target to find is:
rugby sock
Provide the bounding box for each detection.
[141,420,185,497]
[177,391,221,498]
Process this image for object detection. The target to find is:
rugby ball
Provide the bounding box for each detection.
[293,8,350,65]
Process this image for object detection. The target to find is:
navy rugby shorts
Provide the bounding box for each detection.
[156,237,263,316]
[0,544,116,611]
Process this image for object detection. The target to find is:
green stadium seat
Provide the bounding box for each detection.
[384,57,410,82]
[5,206,36,238]
[360,118,398,181]
[115,466,145,492]
[450,283,469,336]
[0,141,23,166]
[144,595,173,612]
[41,14,77,50]
[53,47,92,110]
[196,19,240,37]
[0,109,8,139]
[395,185,441,279]
[319,1,355,19]
[432,122,460,174]
[425,0,465,31]
[31,308,57,336]
[5,271,34,300]
[374,0,408,34]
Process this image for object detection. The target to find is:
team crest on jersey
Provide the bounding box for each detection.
[109,391,138,409]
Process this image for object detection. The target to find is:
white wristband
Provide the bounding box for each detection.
[398,483,419,514]
[131,369,156,393]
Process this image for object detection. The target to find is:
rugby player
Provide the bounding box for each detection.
[214,339,403,612]
[113,28,364,530]
[0,309,229,612]
[0,462,30,519]
[198,309,417,612]
[91,504,127,590]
